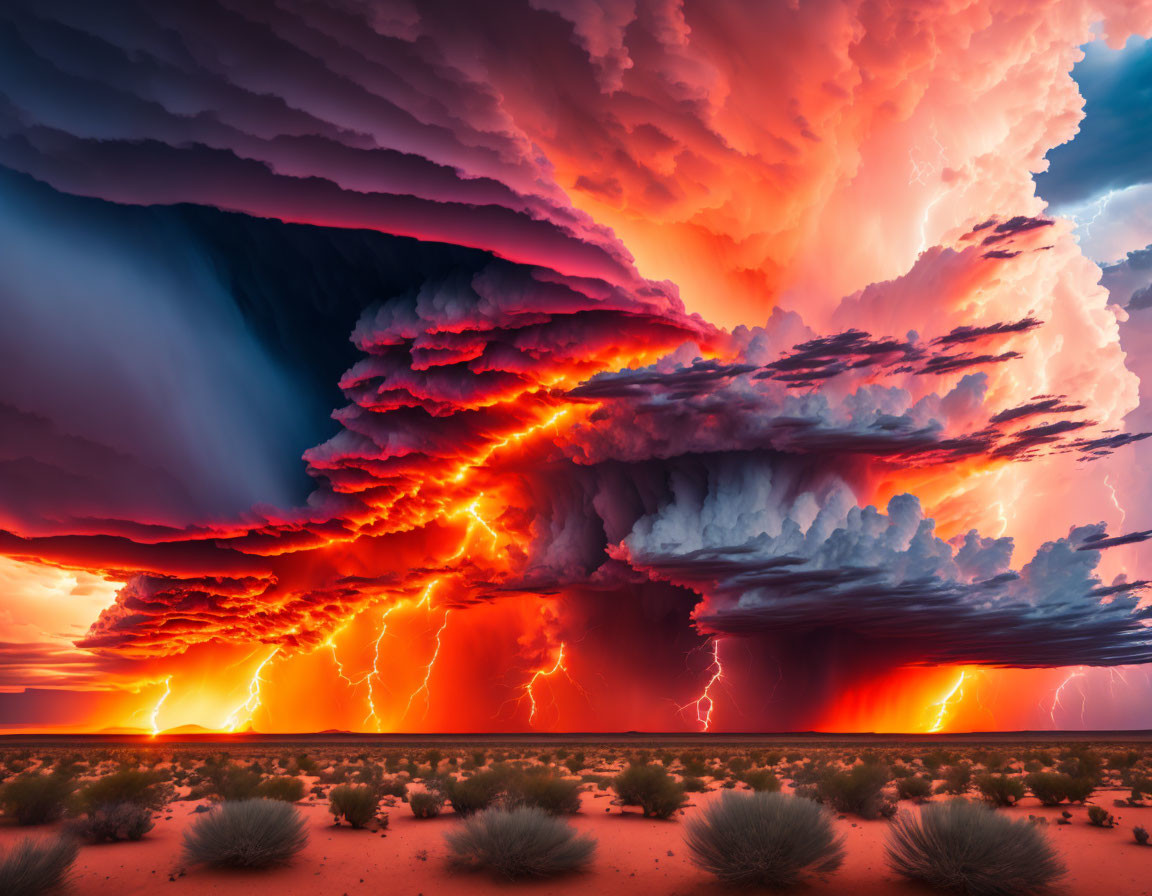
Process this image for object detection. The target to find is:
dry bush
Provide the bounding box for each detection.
[0,774,73,825]
[0,836,79,895]
[685,791,844,888]
[409,790,445,818]
[506,769,582,815]
[897,776,933,802]
[328,784,380,828]
[256,776,305,802]
[817,763,894,819]
[612,763,687,819]
[445,806,595,879]
[77,769,173,814]
[183,798,307,868]
[65,802,153,842]
[887,799,1065,896]
[975,774,1026,807]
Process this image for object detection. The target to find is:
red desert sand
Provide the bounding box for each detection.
[2,784,1147,896]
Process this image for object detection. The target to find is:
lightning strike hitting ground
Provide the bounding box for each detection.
[686,639,725,732]
[224,648,279,732]
[928,669,967,733]
[148,677,171,737]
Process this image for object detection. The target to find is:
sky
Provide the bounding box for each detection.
[2,0,1152,734]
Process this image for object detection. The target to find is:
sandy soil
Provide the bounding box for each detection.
[1,784,1148,896]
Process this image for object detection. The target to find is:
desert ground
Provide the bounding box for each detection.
[1,736,1150,895]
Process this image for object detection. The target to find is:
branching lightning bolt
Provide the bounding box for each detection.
[1049,667,1086,728]
[225,648,279,732]
[451,407,570,482]
[928,669,966,733]
[679,638,724,732]
[522,642,579,726]
[401,609,451,722]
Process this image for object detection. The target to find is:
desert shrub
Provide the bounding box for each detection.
[817,763,893,819]
[376,775,408,799]
[1111,750,1141,769]
[935,763,973,795]
[328,784,380,828]
[728,756,751,775]
[741,769,781,792]
[1087,805,1115,828]
[65,802,154,842]
[1025,772,1065,806]
[1026,772,1093,806]
[1134,824,1149,845]
[685,792,844,888]
[976,774,1026,807]
[470,751,487,768]
[507,769,582,815]
[410,790,445,818]
[1063,776,1095,804]
[1127,776,1152,801]
[612,763,688,819]
[887,799,1064,896]
[922,751,954,773]
[0,774,73,825]
[682,776,709,792]
[76,769,173,813]
[445,806,595,879]
[0,836,79,895]
[1057,749,1101,782]
[680,752,709,777]
[897,776,933,802]
[207,764,263,801]
[439,769,510,816]
[183,798,307,868]
[563,752,585,775]
[256,776,305,802]
[973,750,1008,772]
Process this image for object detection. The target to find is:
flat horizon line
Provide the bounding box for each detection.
[4,729,1152,742]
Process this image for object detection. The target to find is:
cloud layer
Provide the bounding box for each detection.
[1,0,1151,732]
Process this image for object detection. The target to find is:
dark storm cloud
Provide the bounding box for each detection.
[1035,36,1152,206]
[614,481,1152,668]
[1076,529,1152,550]
[932,317,1044,347]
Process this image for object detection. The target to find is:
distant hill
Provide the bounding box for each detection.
[159,724,229,736]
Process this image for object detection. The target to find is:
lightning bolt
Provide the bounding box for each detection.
[928,669,966,733]
[451,407,570,482]
[225,648,279,732]
[681,638,724,732]
[356,579,442,731]
[401,608,451,722]
[149,677,171,737]
[522,642,578,726]
[448,495,501,561]
[360,606,397,731]
[1104,473,1127,529]
[1049,667,1086,728]
[1068,189,1118,239]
